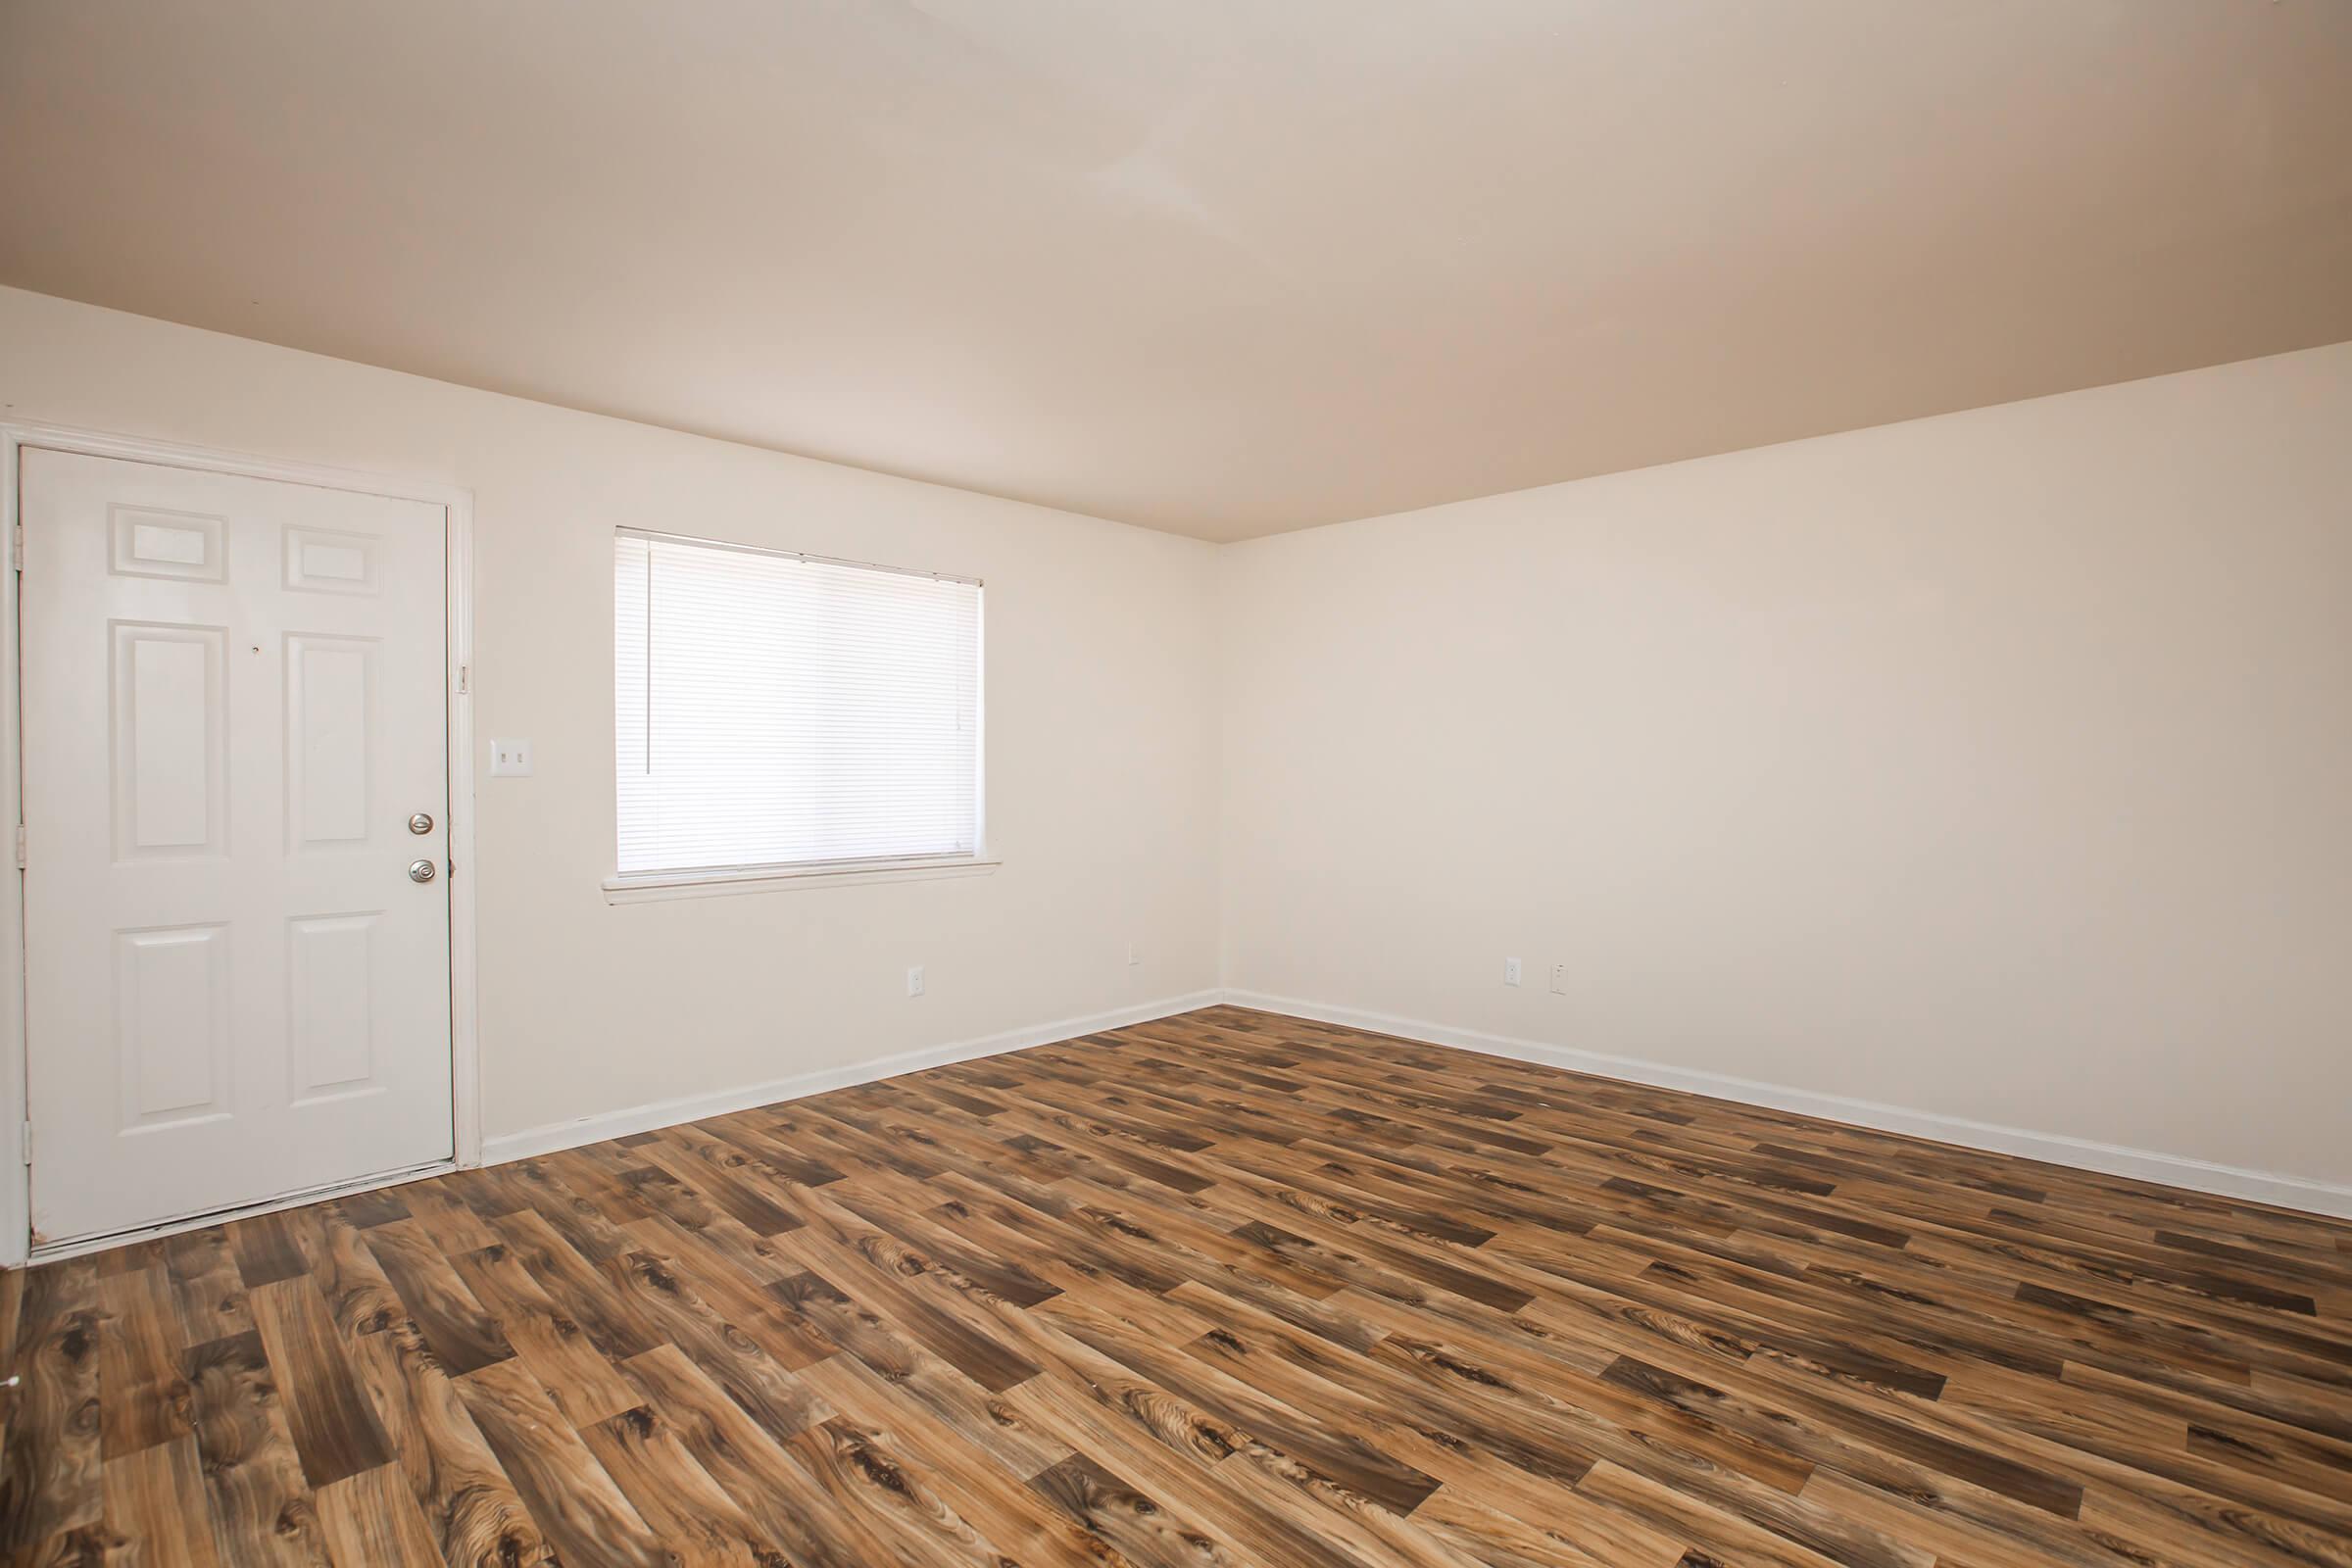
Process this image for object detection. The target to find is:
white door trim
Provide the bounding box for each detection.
[0,419,481,1266]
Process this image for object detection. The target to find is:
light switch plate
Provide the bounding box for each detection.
[489,738,534,777]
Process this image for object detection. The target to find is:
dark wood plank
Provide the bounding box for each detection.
[226,1211,313,1289]
[99,1436,222,1567]
[160,1228,253,1347]
[453,1357,671,1568]
[577,1403,786,1568]
[248,1277,393,1491]
[0,1262,103,1552]
[363,1219,514,1377]
[94,1264,186,1460]
[178,1330,331,1566]
[449,1240,642,1426]
[342,1317,557,1568]
[620,1343,901,1568]
[314,1461,443,1566]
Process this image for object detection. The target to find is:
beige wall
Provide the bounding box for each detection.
[0,286,1221,1148]
[1219,343,2352,1194]
[7,283,2346,1210]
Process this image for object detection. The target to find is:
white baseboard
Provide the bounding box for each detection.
[1220,989,2352,1221]
[480,990,1223,1165]
[479,981,2352,1222]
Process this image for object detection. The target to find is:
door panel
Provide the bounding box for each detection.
[21,448,454,1246]
[113,620,231,856]
[115,922,232,1128]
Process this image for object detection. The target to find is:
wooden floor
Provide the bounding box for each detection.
[5,1006,2350,1567]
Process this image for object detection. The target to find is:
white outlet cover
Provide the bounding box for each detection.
[1549,962,1570,994]
[488,738,534,777]
[1503,956,1522,986]
[906,964,925,997]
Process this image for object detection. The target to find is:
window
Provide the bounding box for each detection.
[612,529,983,884]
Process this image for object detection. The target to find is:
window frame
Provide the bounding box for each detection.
[603,527,992,903]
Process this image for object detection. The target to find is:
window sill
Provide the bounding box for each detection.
[602,857,1001,905]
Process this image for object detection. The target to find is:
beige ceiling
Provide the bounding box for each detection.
[4,2,2349,541]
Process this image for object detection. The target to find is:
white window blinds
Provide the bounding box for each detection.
[613,530,982,876]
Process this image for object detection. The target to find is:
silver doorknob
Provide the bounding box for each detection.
[408,858,437,883]
[408,812,434,835]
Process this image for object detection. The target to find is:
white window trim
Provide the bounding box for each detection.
[603,854,1000,904]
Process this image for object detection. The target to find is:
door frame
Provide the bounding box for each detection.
[0,419,482,1265]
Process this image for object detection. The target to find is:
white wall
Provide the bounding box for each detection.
[1220,343,2352,1199]
[0,286,1221,1151]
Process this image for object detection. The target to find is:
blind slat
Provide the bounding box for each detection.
[614,533,982,874]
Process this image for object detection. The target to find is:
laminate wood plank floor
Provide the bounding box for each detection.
[5,1004,2349,1566]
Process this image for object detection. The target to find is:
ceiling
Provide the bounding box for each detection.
[4,2,2349,542]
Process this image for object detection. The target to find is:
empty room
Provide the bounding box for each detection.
[2,2,2348,1564]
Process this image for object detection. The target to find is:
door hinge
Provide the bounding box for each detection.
[12,824,23,869]
[19,1122,28,1166]
[11,521,22,572]
[458,663,470,696]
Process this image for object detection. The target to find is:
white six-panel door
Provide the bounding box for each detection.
[21,449,454,1246]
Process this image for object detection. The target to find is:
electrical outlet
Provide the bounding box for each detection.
[1503,956,1522,987]
[488,738,533,777]
[1549,961,1569,995]
[906,965,924,998]
[1127,942,1141,966]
